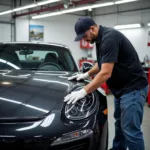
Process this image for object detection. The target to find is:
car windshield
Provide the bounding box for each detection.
[0,43,78,72]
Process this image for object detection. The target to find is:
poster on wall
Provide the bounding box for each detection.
[29,25,44,41]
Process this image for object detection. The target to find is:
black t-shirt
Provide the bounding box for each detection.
[96,25,148,98]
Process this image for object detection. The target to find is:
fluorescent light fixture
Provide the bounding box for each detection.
[148,23,150,26]
[32,2,114,19]
[37,0,61,6]
[114,23,142,29]
[62,2,114,13]
[62,5,91,13]
[32,11,62,19]
[0,0,61,15]
[0,10,13,15]
[91,2,114,8]
[13,4,37,12]
[115,0,138,4]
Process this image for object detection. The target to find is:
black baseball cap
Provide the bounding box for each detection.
[74,17,96,41]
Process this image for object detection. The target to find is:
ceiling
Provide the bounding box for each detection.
[0,0,149,20]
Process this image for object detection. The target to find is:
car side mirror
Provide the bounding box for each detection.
[81,62,94,73]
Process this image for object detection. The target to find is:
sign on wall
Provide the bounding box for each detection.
[29,25,44,41]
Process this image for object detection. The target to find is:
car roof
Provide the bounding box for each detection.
[0,41,69,49]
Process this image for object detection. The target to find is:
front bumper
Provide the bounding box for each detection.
[50,129,94,150]
[50,138,92,150]
[0,129,95,150]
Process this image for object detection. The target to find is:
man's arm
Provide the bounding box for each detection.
[85,62,114,94]
[88,63,100,76]
[64,62,114,104]
[68,62,100,81]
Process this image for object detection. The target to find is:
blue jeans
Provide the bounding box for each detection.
[112,86,148,150]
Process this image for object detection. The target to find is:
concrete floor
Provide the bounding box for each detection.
[107,94,150,150]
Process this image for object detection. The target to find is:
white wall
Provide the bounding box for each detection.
[0,24,11,42]
[16,15,88,66]
[0,0,13,42]
[93,8,150,62]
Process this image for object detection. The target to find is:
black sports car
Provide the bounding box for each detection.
[0,42,108,150]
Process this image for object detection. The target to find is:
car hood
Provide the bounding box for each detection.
[0,70,80,119]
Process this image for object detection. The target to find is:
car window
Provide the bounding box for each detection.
[0,44,78,72]
[17,51,59,61]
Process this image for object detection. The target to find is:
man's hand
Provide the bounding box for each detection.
[68,72,89,81]
[64,88,87,104]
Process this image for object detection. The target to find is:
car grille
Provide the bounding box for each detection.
[50,138,90,150]
[0,137,50,150]
[0,138,91,150]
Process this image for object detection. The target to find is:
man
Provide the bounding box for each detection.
[64,17,148,150]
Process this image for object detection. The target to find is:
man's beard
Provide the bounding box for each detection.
[90,38,96,44]
[89,34,96,44]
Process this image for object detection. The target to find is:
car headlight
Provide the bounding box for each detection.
[65,87,99,120]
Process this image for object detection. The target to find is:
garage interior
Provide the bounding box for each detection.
[0,0,150,150]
